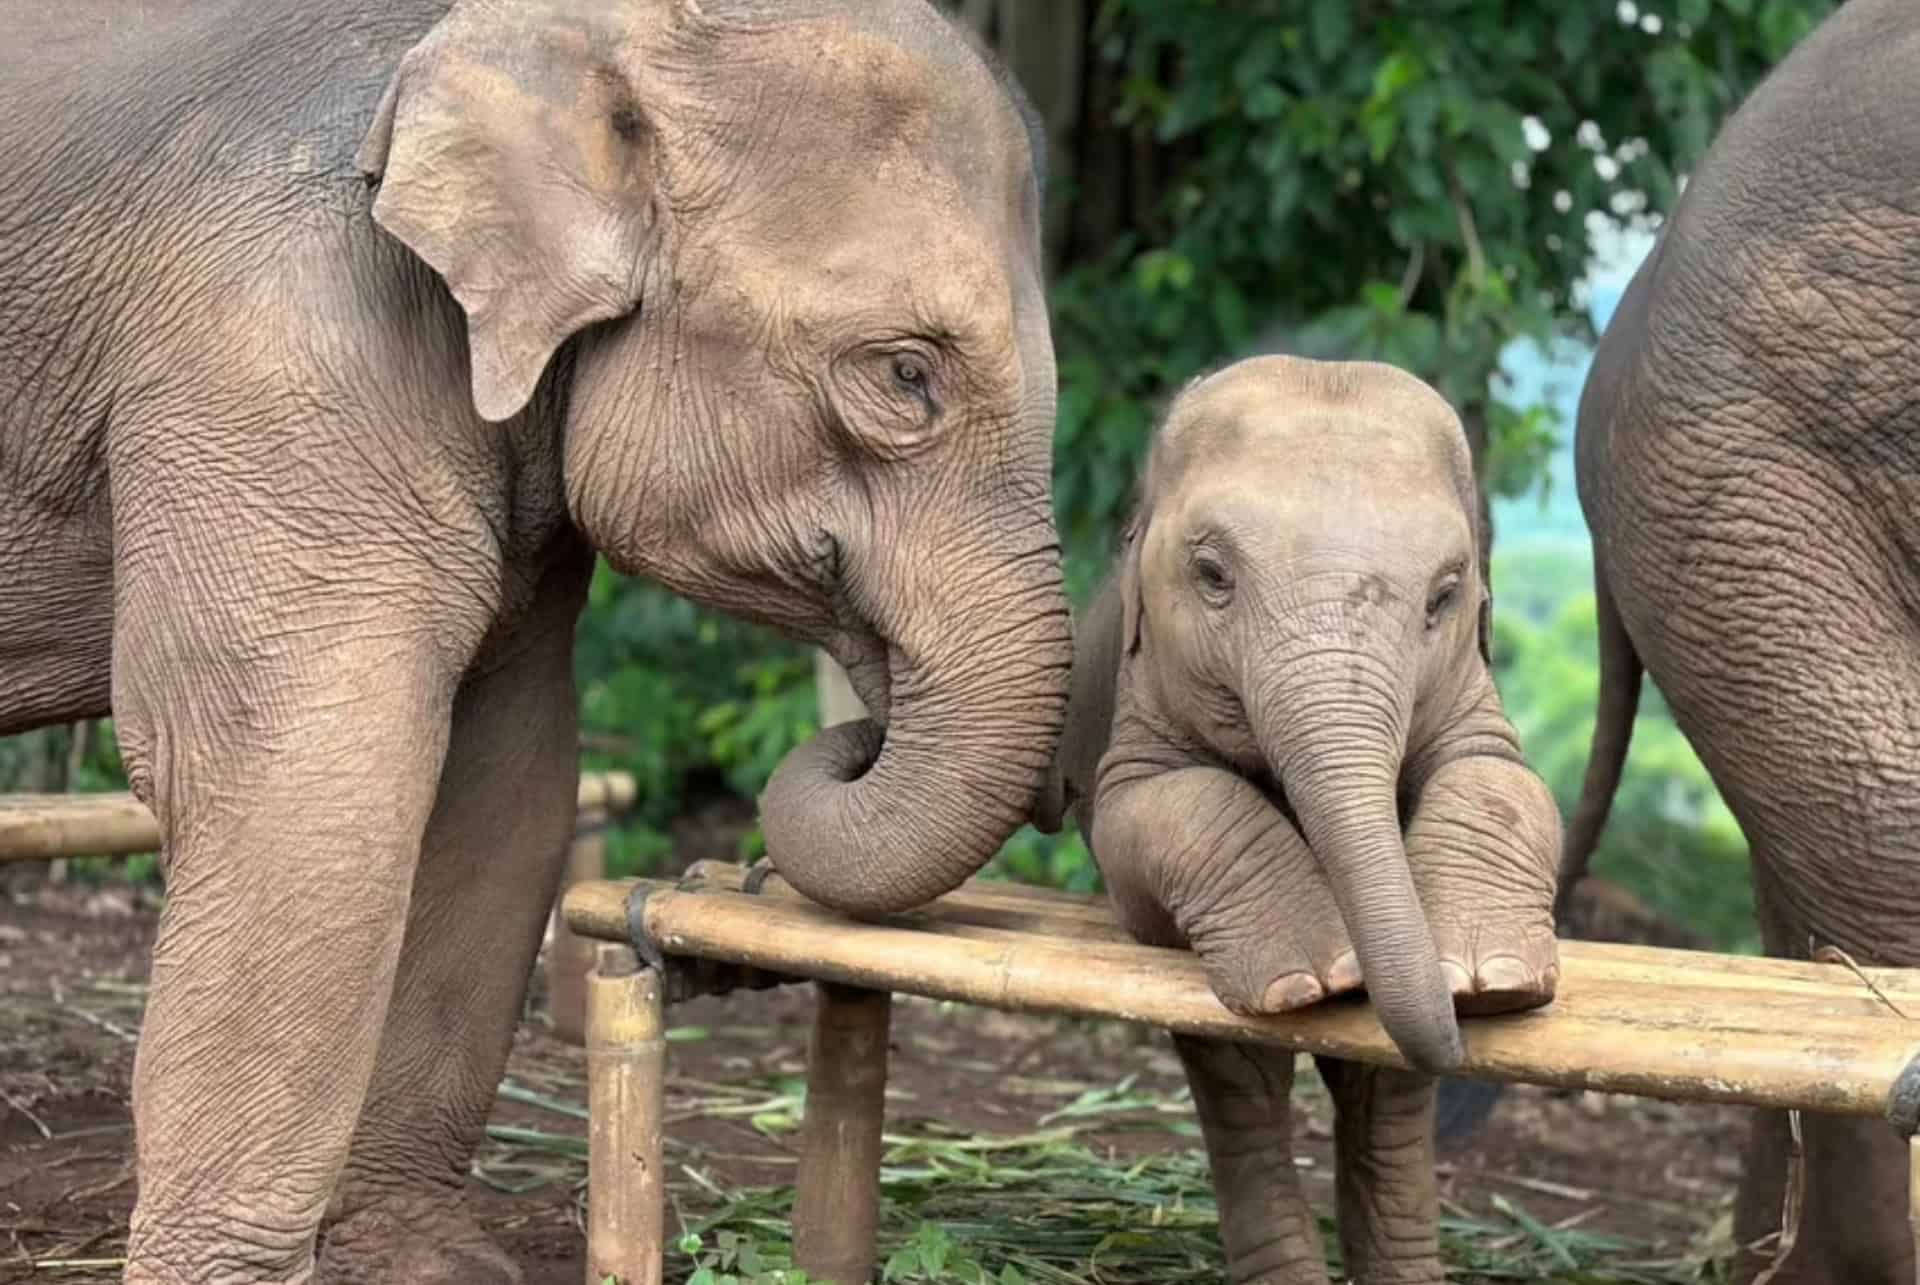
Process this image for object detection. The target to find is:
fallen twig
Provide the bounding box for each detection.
[0,1087,50,1140]
[1749,1108,1804,1285]
[1812,942,1914,1020]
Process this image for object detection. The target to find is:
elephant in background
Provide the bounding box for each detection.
[0,0,1069,1280]
[1548,1,1920,1281]
[1037,356,1561,1283]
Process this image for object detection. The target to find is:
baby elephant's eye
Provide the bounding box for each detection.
[1426,575,1461,629]
[891,353,931,395]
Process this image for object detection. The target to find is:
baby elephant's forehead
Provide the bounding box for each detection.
[1156,358,1468,495]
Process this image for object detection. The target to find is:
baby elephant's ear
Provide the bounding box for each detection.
[1119,512,1149,657]
[356,4,660,422]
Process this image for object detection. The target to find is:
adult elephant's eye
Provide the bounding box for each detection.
[1191,552,1233,606]
[1426,575,1461,628]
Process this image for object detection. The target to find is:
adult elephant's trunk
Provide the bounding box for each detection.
[1251,655,1463,1075]
[759,544,1071,914]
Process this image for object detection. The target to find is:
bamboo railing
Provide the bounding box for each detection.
[0,773,637,864]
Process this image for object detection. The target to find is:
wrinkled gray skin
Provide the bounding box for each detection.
[1551,2,1920,1280]
[0,1,1069,1281]
[1038,357,1560,1283]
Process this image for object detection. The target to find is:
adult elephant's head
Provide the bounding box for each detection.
[358,0,1069,913]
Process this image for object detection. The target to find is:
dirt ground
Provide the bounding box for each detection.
[0,865,1751,1284]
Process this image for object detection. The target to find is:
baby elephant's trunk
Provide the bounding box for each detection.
[1250,657,1463,1074]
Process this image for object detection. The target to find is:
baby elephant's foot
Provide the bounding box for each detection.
[1406,759,1561,1018]
[318,1191,520,1285]
[1432,915,1558,1017]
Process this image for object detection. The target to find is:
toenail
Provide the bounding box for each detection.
[1476,957,1533,992]
[1264,972,1325,1010]
[1440,960,1474,994]
[1326,952,1363,992]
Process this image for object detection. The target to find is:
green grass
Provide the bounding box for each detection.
[491,1065,1734,1285]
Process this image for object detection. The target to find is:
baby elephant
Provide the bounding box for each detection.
[1038,355,1560,1282]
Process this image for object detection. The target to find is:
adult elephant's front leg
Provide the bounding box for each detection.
[320,563,590,1285]
[114,592,461,1284]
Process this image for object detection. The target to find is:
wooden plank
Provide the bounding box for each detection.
[564,877,1920,1120]
[0,772,638,862]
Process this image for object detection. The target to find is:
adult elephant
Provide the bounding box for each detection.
[1555,1,1920,1280]
[0,1,1070,1281]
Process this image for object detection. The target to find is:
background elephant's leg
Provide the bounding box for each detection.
[1171,1034,1330,1285]
[1314,1057,1443,1285]
[114,625,455,1283]
[1730,869,1908,1285]
[320,571,589,1285]
[1605,525,1920,1285]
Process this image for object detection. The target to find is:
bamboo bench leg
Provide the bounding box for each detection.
[793,983,893,1284]
[587,944,666,1285]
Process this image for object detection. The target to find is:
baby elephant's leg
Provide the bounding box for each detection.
[1406,753,1560,1014]
[1093,766,1359,1017]
[1173,1035,1331,1285]
[1315,1056,1445,1285]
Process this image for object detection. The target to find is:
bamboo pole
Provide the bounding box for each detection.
[564,877,1920,1120]
[792,983,893,1285]
[587,944,666,1285]
[0,793,159,863]
[676,861,1920,1004]
[0,772,637,863]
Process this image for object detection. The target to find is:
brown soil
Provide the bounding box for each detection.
[0,861,1749,1284]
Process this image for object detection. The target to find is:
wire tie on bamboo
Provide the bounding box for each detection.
[622,879,800,1005]
[624,882,671,978]
[740,856,777,896]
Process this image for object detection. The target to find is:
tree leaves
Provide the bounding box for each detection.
[1044,0,1838,592]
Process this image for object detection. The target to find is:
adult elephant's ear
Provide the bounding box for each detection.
[355,2,662,422]
[1477,593,1494,666]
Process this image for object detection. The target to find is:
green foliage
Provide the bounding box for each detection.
[676,1230,815,1285]
[1047,0,1836,583]
[575,562,819,875]
[982,826,1101,894]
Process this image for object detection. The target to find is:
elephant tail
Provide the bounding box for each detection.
[1556,561,1642,922]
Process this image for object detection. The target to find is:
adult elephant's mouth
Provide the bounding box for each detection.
[824,627,893,729]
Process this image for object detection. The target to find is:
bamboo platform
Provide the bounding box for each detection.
[564,859,1920,1285]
